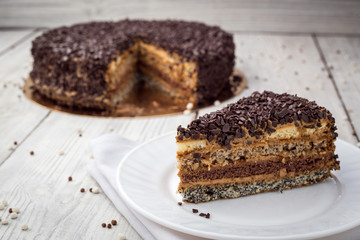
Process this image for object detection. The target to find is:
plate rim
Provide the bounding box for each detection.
[116,132,360,240]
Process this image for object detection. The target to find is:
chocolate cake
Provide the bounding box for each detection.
[30,20,235,110]
[176,91,340,203]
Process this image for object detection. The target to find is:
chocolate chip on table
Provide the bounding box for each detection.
[111,220,117,226]
[89,188,93,192]
[9,208,12,213]
[30,151,34,155]
[101,223,106,228]
[177,202,182,206]
[205,213,210,219]
[107,223,112,229]
[68,176,72,181]
[80,188,85,193]
[13,141,17,145]
[199,213,206,217]
[192,209,198,213]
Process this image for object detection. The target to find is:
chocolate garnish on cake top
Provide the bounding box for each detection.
[30,20,235,109]
[177,91,337,149]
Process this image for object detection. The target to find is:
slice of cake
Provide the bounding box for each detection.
[176,91,340,203]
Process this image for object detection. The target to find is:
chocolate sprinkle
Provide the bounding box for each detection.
[177,91,336,147]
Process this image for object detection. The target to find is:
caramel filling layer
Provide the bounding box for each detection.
[178,154,339,184]
[104,40,198,106]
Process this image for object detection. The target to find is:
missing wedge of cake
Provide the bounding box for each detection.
[176,91,340,203]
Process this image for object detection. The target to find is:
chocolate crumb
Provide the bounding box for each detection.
[192,209,198,213]
[107,223,112,229]
[199,213,206,217]
[79,134,82,137]
[205,213,210,219]
[14,141,17,145]
[177,202,182,206]
[30,151,34,155]
[101,223,106,228]
[305,87,310,91]
[80,188,85,193]
[111,220,117,226]
[68,176,72,181]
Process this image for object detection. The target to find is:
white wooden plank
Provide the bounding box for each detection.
[0,110,195,239]
[0,30,50,163]
[0,30,33,54]
[198,34,357,144]
[1,0,360,34]
[317,36,360,141]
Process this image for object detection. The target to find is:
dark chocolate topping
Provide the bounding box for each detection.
[177,91,337,147]
[30,19,235,107]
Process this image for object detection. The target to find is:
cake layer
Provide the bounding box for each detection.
[178,154,339,184]
[179,169,331,203]
[177,120,332,154]
[178,137,334,170]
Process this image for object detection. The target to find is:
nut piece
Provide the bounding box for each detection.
[13,207,20,213]
[92,187,100,194]
[119,233,126,240]
[10,213,18,219]
[21,224,29,231]
[2,219,8,225]
[2,200,8,207]
[183,109,191,115]
[0,203,4,210]
[186,102,193,110]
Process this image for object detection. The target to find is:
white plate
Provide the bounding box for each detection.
[117,132,360,240]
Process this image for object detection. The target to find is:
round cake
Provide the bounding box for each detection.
[30,20,236,110]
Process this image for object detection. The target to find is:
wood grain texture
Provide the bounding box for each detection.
[0,30,50,164]
[317,36,360,141]
[0,110,195,239]
[0,30,34,55]
[1,0,360,34]
[198,34,358,144]
[0,28,360,240]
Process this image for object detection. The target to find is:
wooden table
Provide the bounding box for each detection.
[1,12,360,240]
